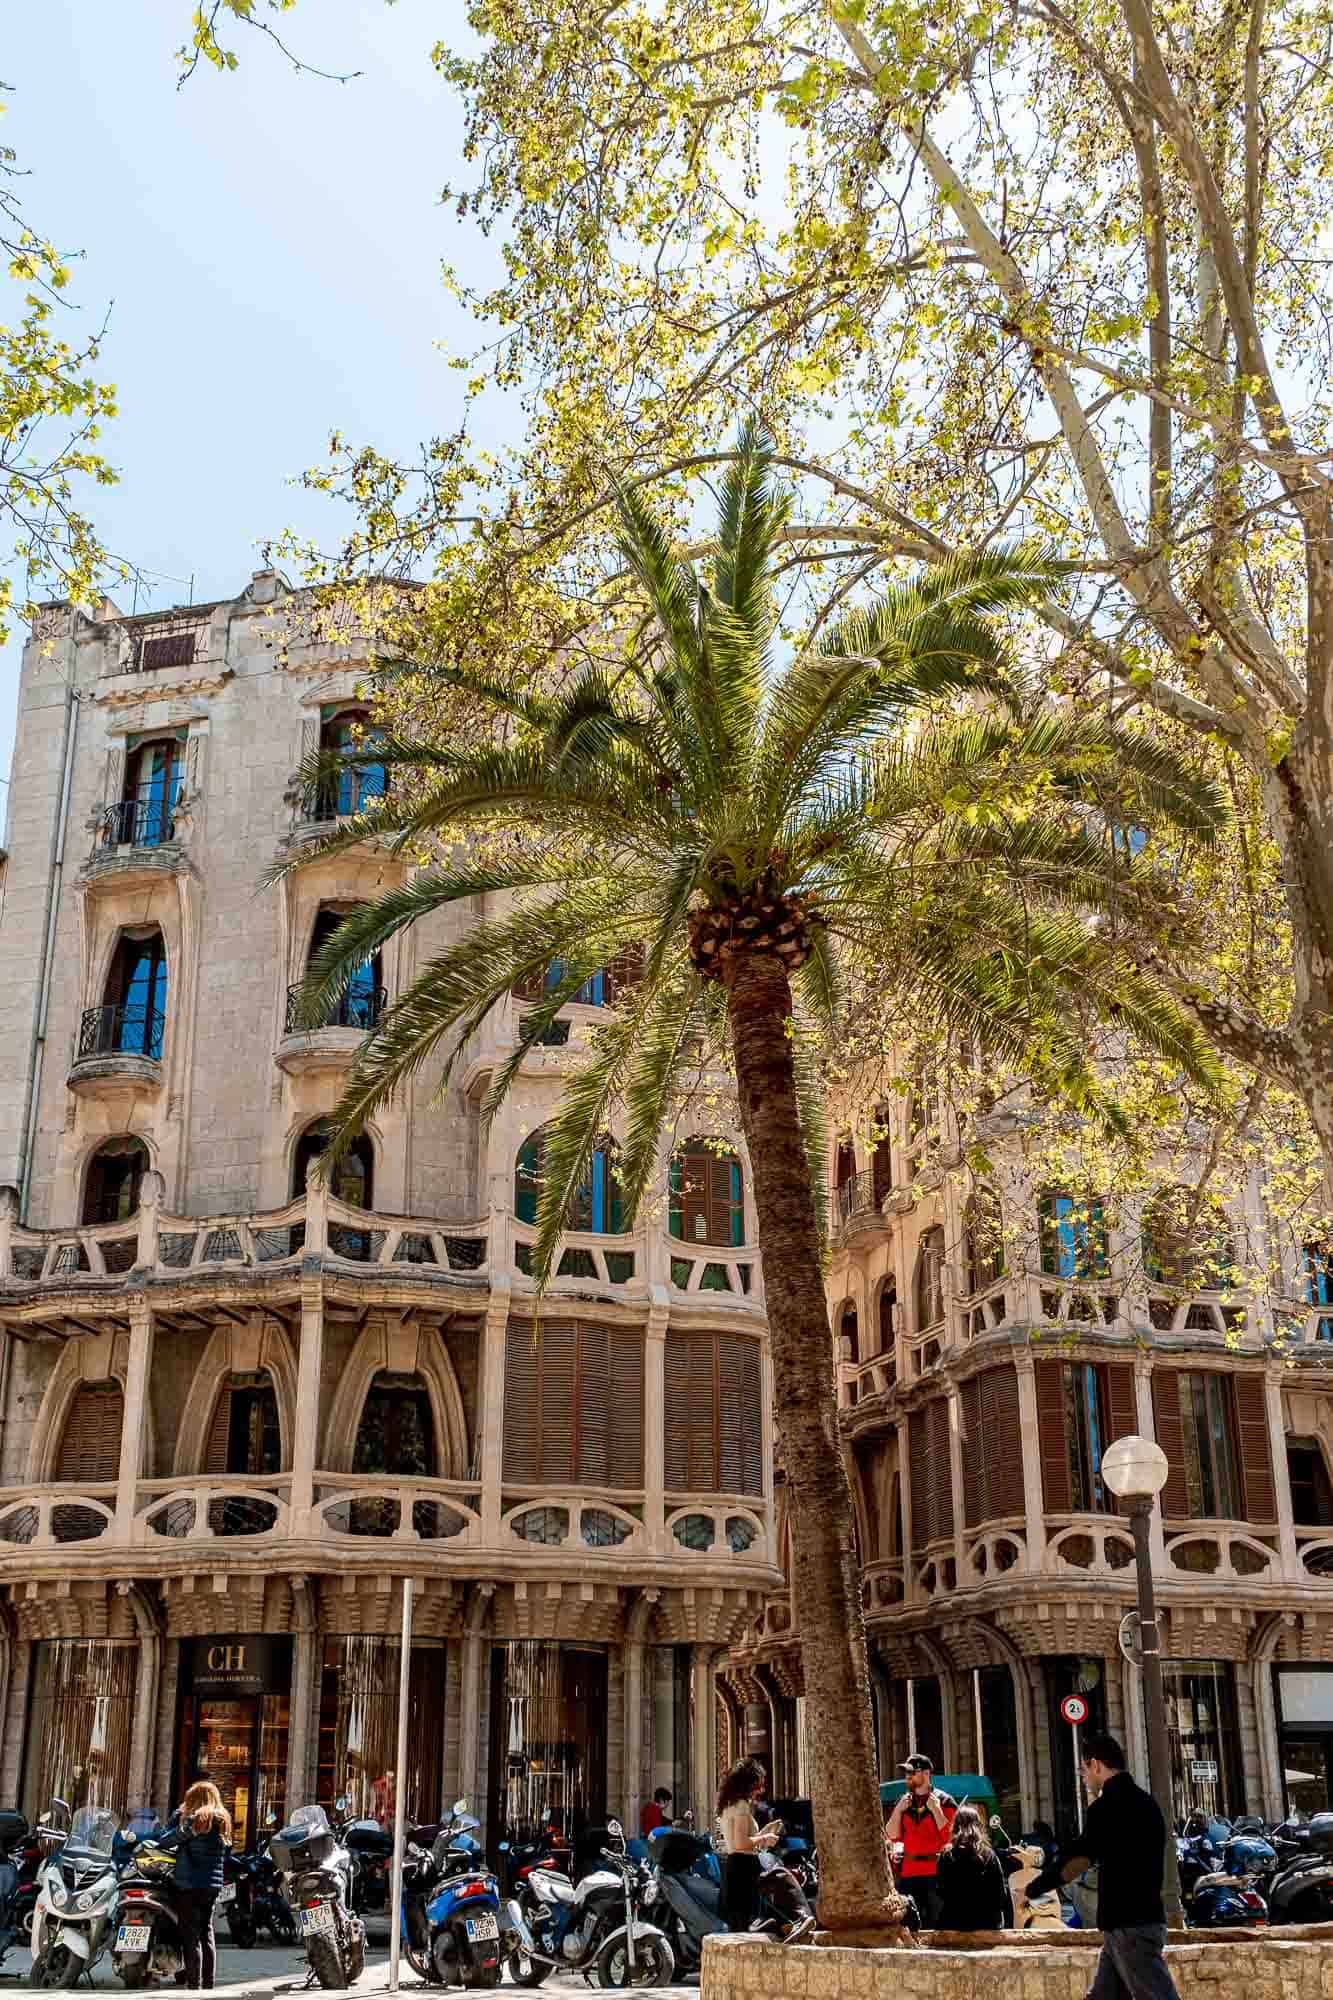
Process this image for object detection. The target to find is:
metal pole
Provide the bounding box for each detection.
[388,1576,414,1992]
[1130,1497,1183,1927]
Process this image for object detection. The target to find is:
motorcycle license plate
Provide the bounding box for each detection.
[116,1925,152,1952]
[465,1914,499,1941]
[216,1885,236,1907]
[300,1905,336,1937]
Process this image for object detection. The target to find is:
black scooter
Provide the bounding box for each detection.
[0,1812,32,1968]
[1261,1811,1333,1925]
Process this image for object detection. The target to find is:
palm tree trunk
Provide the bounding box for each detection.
[724,950,904,1936]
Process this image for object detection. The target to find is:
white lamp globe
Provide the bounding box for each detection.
[1101,1434,1169,1500]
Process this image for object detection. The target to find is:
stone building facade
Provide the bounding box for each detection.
[0,579,778,1846]
[721,1080,1333,1838]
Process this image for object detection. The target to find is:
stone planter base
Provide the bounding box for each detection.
[702,1926,1333,1998]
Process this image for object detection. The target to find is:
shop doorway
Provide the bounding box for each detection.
[487,1642,608,1852]
[174,1638,291,1851]
[317,1636,446,1827]
[1163,1658,1242,1823]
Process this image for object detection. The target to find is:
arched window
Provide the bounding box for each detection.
[292,905,384,1031]
[877,1278,898,1357]
[834,1139,856,1191]
[514,945,643,1010]
[317,707,386,818]
[964,1189,1005,1294]
[89,929,167,1059]
[82,1138,149,1225]
[114,735,182,848]
[515,1127,622,1234]
[203,1371,282,1536]
[669,1140,744,1247]
[839,1303,860,1365]
[1038,1189,1109,1280]
[55,1380,123,1543]
[292,1121,374,1208]
[1143,1187,1235,1290]
[352,1372,437,1536]
[914,1225,946,1331]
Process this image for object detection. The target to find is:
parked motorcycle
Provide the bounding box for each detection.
[399,1800,509,1988]
[111,1818,187,1987]
[511,1817,673,1988]
[270,1804,365,1990]
[1261,1811,1333,1925]
[222,1841,297,1948]
[643,1827,725,1977]
[0,1809,33,1969]
[1177,1826,1271,1929]
[31,1803,125,1987]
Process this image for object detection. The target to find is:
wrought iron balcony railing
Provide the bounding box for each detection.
[76,1003,165,1062]
[284,983,386,1035]
[96,799,175,852]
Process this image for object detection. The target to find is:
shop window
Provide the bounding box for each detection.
[1038,1190,1109,1280]
[317,1635,444,1827]
[87,929,167,1060]
[964,1189,1005,1293]
[1143,1186,1236,1290]
[514,1127,622,1234]
[22,1640,135,1820]
[1288,1439,1333,1527]
[669,1140,744,1247]
[1164,1658,1242,1823]
[913,1226,946,1331]
[487,1641,608,1845]
[315,707,386,819]
[663,1328,762,1494]
[503,1319,644,1486]
[175,1638,292,1848]
[294,906,385,1032]
[82,1137,149,1225]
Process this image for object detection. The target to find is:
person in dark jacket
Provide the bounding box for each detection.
[934,1807,1009,1933]
[1029,1732,1179,2000]
[162,1780,231,1989]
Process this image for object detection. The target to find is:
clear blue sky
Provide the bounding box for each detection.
[0,0,504,787]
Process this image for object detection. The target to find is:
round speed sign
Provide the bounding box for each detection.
[1060,1694,1089,1726]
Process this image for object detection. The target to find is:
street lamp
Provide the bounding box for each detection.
[1101,1434,1184,1928]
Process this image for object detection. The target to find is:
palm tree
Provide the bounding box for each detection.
[286,425,1223,1932]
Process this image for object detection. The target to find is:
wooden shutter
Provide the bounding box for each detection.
[1034,1362,1071,1512]
[607,1328,645,1487]
[959,1378,985,1528]
[1233,1373,1276,1522]
[717,1333,761,1494]
[982,1367,1024,1517]
[871,1115,892,1205]
[604,943,643,1004]
[536,1320,576,1482]
[56,1382,124,1481]
[1103,1364,1138,1516]
[203,1381,234,1475]
[708,1154,738,1247]
[573,1323,645,1487]
[665,1330,716,1491]
[930,1399,953,1540]
[908,1410,931,1556]
[1150,1370,1192,1519]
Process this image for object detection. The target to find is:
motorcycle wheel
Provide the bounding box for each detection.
[595,1934,675,1989]
[228,1911,258,1949]
[39,1944,77,1989]
[507,1944,553,1987]
[306,1934,347,1991]
[464,1965,503,1989]
[405,1942,435,1982]
[265,1904,298,1945]
[344,1915,366,1984]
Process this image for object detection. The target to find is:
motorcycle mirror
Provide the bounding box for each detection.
[452,1798,469,1816]
[336,1795,348,1811]
[122,1831,138,1847]
[606,1819,623,1839]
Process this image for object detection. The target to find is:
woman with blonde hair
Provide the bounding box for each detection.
[163,1780,232,1988]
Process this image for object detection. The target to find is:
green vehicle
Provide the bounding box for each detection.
[879,1773,998,1815]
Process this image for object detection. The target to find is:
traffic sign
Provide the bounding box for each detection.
[1061,1694,1089,1726]
[1118,1611,1144,1670]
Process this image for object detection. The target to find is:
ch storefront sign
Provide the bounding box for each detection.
[188,1635,288,1695]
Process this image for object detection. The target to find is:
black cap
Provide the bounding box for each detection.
[900,1754,934,1774]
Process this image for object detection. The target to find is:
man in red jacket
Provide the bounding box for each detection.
[885,1755,955,1929]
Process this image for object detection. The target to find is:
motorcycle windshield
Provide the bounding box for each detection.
[66,1808,119,1857]
[287,1806,332,1836]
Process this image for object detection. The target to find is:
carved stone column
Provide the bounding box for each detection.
[116,1300,155,1537]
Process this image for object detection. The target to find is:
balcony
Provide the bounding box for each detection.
[276,982,386,1075]
[98,799,175,851]
[68,1003,165,1097]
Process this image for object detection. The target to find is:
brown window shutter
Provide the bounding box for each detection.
[907,1410,929,1556]
[1035,1362,1072,1512]
[709,1154,737,1247]
[871,1112,892,1206]
[56,1381,124,1482]
[855,1442,884,1561]
[605,943,643,1004]
[675,1148,709,1244]
[1102,1364,1138,1516]
[665,1330,718,1490]
[575,1322,610,1485]
[1150,1370,1192,1519]
[959,1378,984,1528]
[983,1367,1024,1517]
[503,1319,541,1481]
[607,1329,645,1487]
[203,1380,234,1475]
[716,1333,761,1494]
[927,1397,954,1542]
[536,1319,577,1483]
[1233,1374,1276,1522]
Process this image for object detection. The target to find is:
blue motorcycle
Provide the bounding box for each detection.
[400,1799,515,1988]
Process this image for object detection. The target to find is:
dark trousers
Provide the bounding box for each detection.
[720,1853,761,1930]
[903,1876,941,1929]
[1088,1924,1180,2000]
[175,1887,218,1989]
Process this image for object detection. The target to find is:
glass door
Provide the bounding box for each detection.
[180,1695,260,1851]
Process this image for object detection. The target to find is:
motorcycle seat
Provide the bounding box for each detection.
[528,1869,576,1904]
[1193,1872,1243,1891]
